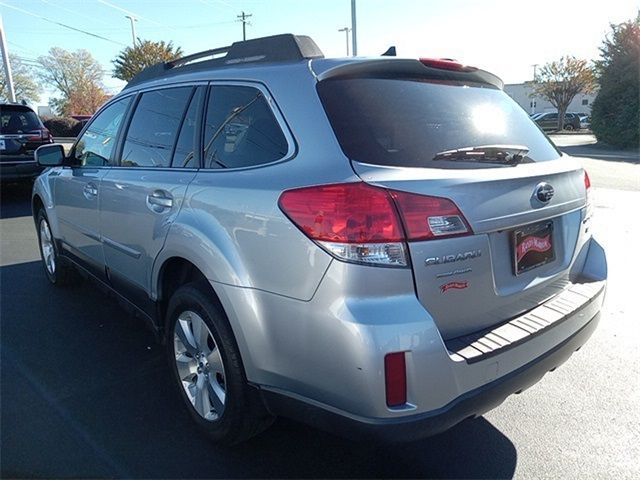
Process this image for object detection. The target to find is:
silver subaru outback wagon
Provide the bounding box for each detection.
[32,34,607,444]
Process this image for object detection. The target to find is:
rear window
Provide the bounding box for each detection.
[0,106,41,134]
[317,78,561,168]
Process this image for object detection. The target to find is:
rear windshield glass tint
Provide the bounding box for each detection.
[0,107,41,134]
[317,78,561,168]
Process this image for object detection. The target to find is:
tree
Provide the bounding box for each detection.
[37,48,108,116]
[0,54,41,104]
[112,40,182,82]
[531,57,596,130]
[590,14,639,148]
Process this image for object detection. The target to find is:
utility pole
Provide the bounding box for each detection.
[350,0,357,56]
[338,27,350,56]
[532,63,538,81]
[125,15,137,47]
[0,15,16,103]
[237,11,252,41]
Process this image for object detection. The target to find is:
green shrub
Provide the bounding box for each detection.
[591,16,640,149]
[42,117,79,137]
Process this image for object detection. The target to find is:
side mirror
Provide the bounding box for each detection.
[35,144,65,167]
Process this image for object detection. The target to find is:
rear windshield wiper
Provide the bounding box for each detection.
[433,145,530,166]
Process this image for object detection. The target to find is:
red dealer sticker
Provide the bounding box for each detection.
[440,280,469,293]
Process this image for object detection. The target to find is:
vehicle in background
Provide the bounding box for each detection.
[0,104,53,182]
[534,112,583,131]
[579,114,591,130]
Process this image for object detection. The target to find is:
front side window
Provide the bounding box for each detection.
[121,87,192,168]
[73,97,131,166]
[203,85,288,169]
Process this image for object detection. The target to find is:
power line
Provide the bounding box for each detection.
[39,0,113,27]
[0,2,126,46]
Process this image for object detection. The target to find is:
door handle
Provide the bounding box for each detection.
[146,190,173,212]
[83,183,98,198]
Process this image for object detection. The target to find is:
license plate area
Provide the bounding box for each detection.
[512,221,554,275]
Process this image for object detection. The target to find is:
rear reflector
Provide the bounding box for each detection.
[584,170,591,190]
[385,352,407,407]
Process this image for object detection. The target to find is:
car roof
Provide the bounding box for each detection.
[120,33,504,97]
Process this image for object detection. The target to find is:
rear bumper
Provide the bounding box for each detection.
[0,160,43,181]
[261,310,600,442]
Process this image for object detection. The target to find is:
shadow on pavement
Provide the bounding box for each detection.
[0,181,33,219]
[1,261,517,479]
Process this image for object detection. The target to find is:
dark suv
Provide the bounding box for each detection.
[0,104,52,182]
[534,112,582,131]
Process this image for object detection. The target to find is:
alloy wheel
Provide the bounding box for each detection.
[173,311,226,421]
[39,218,56,275]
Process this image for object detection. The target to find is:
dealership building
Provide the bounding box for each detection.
[504,83,597,116]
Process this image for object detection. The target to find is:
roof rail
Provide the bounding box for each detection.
[124,34,324,89]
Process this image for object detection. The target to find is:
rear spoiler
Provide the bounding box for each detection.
[316,58,504,90]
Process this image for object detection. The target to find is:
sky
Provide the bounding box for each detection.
[1,0,638,107]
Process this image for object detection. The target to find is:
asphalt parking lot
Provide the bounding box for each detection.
[1,135,639,478]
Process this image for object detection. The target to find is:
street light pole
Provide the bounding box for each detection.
[338,27,350,56]
[125,15,137,47]
[0,15,16,102]
[350,0,357,56]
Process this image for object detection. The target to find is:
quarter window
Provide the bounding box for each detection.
[121,87,192,168]
[74,97,131,167]
[203,85,288,169]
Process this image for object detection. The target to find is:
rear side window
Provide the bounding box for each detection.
[318,78,561,169]
[121,87,192,168]
[203,85,288,169]
[74,97,131,167]
[0,107,41,134]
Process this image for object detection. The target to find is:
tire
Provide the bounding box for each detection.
[36,209,76,286]
[564,124,575,131]
[166,282,274,444]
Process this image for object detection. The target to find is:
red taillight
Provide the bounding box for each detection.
[279,182,471,266]
[584,170,591,190]
[385,352,407,407]
[26,128,50,142]
[419,58,477,72]
[278,183,404,243]
[391,190,471,240]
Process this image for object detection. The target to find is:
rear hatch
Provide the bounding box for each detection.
[317,61,588,339]
[0,105,50,161]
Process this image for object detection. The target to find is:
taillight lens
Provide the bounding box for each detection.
[278,183,407,266]
[26,128,51,142]
[584,169,593,221]
[391,190,471,240]
[279,182,472,266]
[385,352,407,407]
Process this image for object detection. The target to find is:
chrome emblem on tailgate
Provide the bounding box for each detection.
[535,182,555,203]
[425,249,481,266]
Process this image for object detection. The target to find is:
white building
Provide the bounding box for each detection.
[504,83,596,116]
